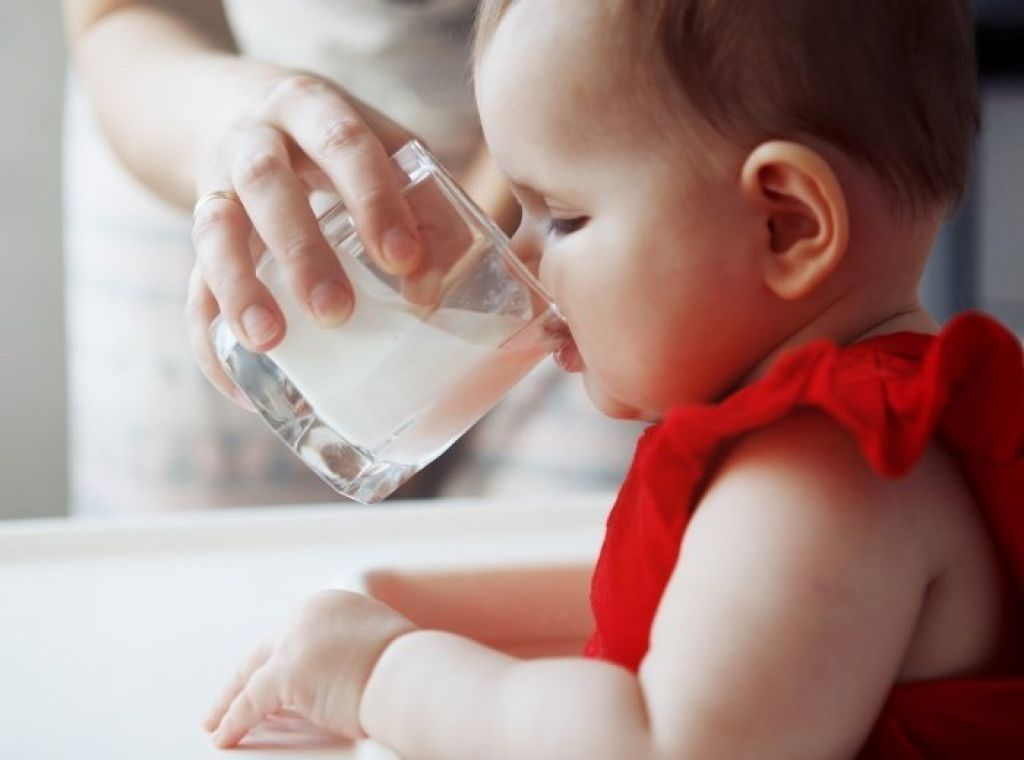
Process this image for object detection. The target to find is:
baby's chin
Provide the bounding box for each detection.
[582,371,661,422]
[557,339,663,422]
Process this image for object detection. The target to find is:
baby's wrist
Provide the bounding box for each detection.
[355,622,420,739]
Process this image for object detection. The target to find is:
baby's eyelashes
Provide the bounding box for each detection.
[547,216,589,237]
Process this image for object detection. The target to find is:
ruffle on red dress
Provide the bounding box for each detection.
[582,312,1024,758]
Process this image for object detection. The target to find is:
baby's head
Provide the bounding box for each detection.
[472,0,978,419]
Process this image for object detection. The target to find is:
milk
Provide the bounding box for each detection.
[261,252,536,460]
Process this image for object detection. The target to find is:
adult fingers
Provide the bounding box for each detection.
[184,265,256,411]
[191,186,285,354]
[397,179,474,306]
[230,125,354,328]
[270,75,422,276]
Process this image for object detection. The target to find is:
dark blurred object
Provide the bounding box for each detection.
[922,1,1023,328]
[976,0,1024,77]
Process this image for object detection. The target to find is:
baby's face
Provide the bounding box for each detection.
[476,1,763,419]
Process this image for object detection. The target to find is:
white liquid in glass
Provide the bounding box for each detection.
[261,251,547,466]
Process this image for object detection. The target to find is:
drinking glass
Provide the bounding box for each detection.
[211,140,567,504]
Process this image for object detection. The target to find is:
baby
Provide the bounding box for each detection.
[204,1,1024,757]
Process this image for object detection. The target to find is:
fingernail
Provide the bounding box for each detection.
[402,267,443,306]
[241,305,281,346]
[383,227,419,270]
[309,279,352,326]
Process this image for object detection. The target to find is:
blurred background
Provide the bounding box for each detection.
[0,1,1021,520]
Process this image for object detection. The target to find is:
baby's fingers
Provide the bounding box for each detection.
[210,663,283,748]
[203,643,272,732]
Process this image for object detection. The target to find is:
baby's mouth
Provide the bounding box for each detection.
[545,319,584,373]
[554,338,584,373]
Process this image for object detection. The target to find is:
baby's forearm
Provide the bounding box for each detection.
[359,630,653,760]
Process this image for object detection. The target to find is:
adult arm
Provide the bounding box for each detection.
[63,0,423,402]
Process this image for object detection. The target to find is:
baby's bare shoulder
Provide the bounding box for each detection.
[691,407,1003,675]
[701,409,943,556]
[638,410,979,757]
[708,408,991,589]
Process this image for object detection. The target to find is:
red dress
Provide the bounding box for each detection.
[582,313,1024,758]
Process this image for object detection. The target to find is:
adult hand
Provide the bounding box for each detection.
[185,69,424,408]
[203,590,416,748]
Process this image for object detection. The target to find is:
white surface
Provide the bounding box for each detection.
[0,495,610,759]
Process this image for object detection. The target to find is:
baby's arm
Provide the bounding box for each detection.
[360,411,936,759]
[361,632,650,758]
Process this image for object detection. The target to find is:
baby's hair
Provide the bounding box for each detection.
[474,0,979,215]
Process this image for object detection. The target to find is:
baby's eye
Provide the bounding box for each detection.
[547,216,589,237]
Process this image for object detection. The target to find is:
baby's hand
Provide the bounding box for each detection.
[203,590,416,748]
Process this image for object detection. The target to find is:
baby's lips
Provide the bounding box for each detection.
[553,339,584,373]
[543,316,584,373]
[542,313,571,347]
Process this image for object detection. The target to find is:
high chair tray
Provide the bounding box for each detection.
[0,494,609,759]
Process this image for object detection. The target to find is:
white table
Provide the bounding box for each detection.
[0,495,609,759]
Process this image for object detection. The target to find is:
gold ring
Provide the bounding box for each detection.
[192,189,242,221]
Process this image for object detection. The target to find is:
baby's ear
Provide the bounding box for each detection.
[740,141,849,301]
